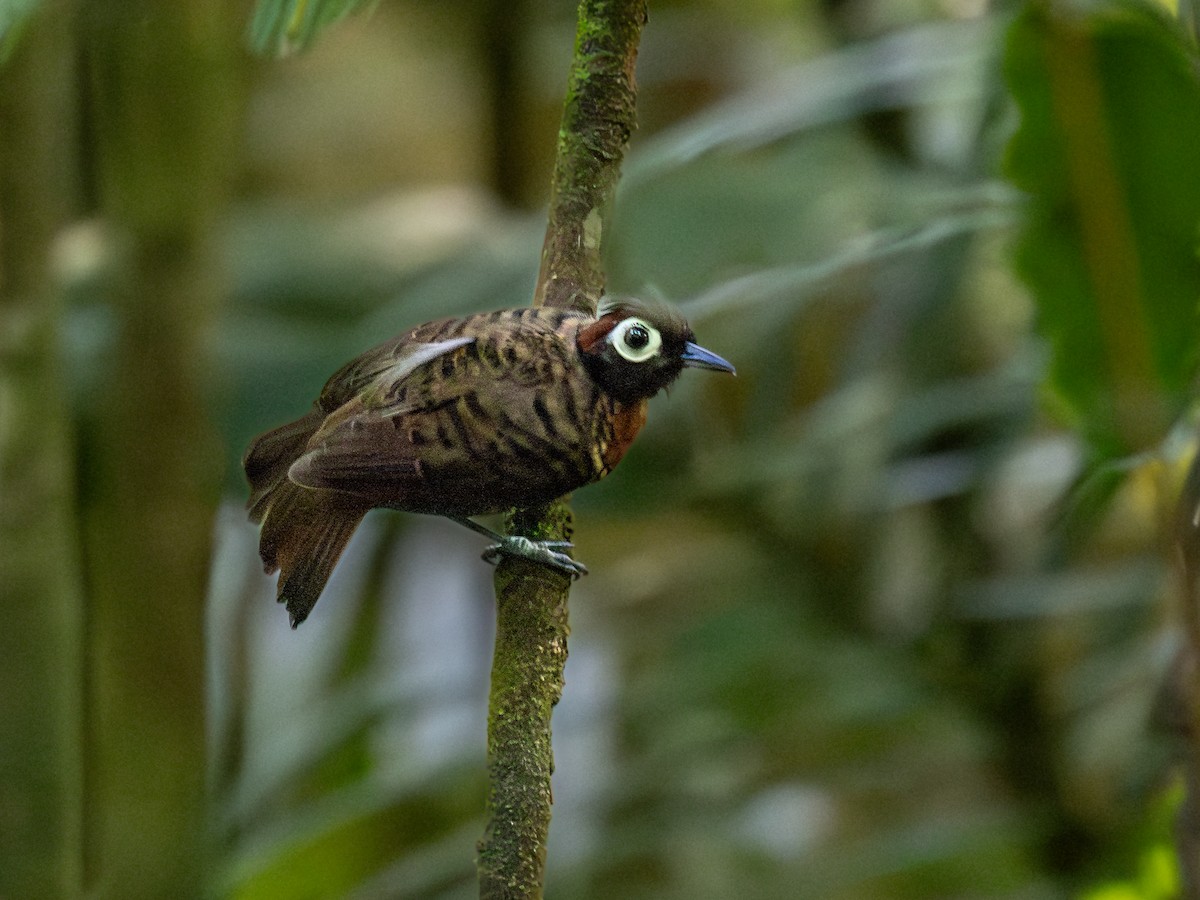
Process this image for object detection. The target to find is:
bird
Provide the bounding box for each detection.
[244,297,735,628]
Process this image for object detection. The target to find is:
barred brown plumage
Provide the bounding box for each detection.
[244,298,734,627]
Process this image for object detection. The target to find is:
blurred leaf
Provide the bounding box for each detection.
[225,772,482,899]
[221,673,412,829]
[246,0,379,57]
[1079,779,1184,898]
[1005,0,1200,457]
[625,16,1001,185]
[681,201,1021,323]
[342,821,481,900]
[1083,846,1180,899]
[1180,0,1200,45]
[0,0,40,62]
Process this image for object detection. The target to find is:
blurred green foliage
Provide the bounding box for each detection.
[6,0,1200,896]
[1006,0,1200,458]
[0,0,41,60]
[1080,781,1181,899]
[247,0,380,57]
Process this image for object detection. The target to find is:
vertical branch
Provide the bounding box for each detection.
[0,3,85,897]
[477,1,647,898]
[533,0,648,316]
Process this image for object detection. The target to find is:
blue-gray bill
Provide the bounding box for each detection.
[681,342,736,374]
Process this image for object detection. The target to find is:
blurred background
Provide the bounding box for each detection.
[3,0,1198,897]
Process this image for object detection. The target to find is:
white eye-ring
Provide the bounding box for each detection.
[611,317,662,363]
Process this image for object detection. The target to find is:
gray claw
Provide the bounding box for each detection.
[481,535,588,579]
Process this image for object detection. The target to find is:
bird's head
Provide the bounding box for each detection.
[577,298,734,403]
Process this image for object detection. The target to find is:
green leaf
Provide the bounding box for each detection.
[1005,0,1200,458]
[1180,0,1200,46]
[0,0,41,62]
[246,0,379,57]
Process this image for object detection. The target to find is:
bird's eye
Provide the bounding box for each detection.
[612,318,662,363]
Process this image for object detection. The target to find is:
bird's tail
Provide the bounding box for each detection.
[244,410,367,628]
[244,408,324,523]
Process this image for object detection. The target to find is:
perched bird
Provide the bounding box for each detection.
[244,298,734,627]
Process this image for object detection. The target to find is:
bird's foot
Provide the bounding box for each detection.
[481,535,588,579]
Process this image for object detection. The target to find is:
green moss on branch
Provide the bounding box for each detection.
[478,1,647,897]
[534,0,649,315]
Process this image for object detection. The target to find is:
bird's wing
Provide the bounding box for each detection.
[318,334,475,411]
[288,332,593,513]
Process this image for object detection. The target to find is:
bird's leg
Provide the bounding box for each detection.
[449,516,587,579]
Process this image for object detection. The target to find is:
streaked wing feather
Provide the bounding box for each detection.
[289,415,423,493]
[319,335,475,410]
[287,311,597,511]
[382,337,475,388]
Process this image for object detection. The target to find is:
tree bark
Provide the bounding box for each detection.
[477,2,647,897]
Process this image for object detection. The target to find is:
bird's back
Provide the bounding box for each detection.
[288,306,644,517]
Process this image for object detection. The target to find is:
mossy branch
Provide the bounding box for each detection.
[476,2,647,897]
[532,0,648,317]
